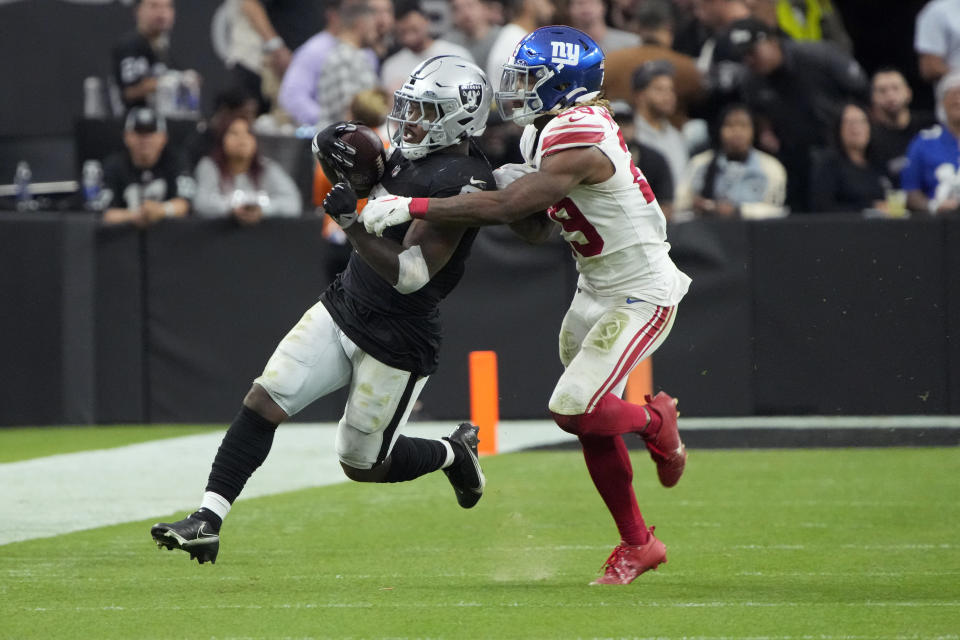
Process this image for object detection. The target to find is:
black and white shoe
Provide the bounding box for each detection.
[151,511,220,564]
[443,423,486,509]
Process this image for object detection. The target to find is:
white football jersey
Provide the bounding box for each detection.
[520,105,691,305]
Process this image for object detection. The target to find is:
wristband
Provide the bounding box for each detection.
[163,201,175,217]
[409,197,430,219]
[928,199,938,215]
[262,36,285,53]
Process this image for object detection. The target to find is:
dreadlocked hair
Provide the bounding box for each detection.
[576,94,612,111]
[547,93,612,116]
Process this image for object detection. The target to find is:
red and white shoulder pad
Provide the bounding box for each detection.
[538,106,614,159]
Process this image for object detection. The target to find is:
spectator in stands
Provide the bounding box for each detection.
[607,0,642,33]
[670,0,751,131]
[102,107,194,226]
[914,0,960,85]
[562,0,640,54]
[224,1,294,114]
[602,0,704,116]
[447,0,501,69]
[631,60,689,188]
[747,0,852,53]
[193,116,302,222]
[369,0,397,61]
[380,1,474,92]
[868,68,935,188]
[610,100,676,219]
[184,87,260,170]
[810,102,888,215]
[727,16,868,211]
[112,0,182,109]
[485,0,556,89]
[676,103,786,219]
[677,0,750,70]
[278,2,380,129]
[902,70,960,216]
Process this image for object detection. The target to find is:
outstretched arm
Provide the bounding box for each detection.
[324,183,465,292]
[362,146,614,235]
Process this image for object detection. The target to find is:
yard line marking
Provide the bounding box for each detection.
[23,601,960,613]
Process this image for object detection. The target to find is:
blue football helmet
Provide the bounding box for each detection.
[496,25,605,126]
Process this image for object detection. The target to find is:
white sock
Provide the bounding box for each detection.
[439,439,456,469]
[200,491,232,521]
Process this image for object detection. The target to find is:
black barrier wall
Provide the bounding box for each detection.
[0,214,957,426]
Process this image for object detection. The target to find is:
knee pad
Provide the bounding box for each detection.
[335,420,380,470]
[548,380,592,417]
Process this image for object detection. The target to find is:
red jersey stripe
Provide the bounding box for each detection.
[541,130,606,152]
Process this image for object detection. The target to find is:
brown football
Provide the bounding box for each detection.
[338,125,386,197]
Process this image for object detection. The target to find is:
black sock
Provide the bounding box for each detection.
[205,405,278,503]
[193,508,223,530]
[382,435,448,483]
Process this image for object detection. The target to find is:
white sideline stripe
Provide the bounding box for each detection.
[2,415,957,546]
[680,415,960,429]
[22,601,960,612]
[0,421,573,546]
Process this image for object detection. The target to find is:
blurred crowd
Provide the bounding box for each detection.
[89,0,960,226]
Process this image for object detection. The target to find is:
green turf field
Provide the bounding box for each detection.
[0,425,220,463]
[2,433,959,639]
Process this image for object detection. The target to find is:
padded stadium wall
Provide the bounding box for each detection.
[0,214,957,426]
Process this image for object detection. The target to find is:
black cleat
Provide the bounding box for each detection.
[150,512,220,564]
[443,423,486,509]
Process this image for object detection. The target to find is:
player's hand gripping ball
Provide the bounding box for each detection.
[312,122,385,198]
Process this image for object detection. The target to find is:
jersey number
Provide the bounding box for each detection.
[547,197,604,257]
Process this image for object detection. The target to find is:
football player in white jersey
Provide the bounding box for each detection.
[362,25,692,585]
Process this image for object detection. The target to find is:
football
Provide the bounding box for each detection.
[337,125,386,198]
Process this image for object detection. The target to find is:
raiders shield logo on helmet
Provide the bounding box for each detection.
[459,83,483,113]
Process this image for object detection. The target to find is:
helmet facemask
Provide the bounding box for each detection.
[389,55,491,160]
[496,63,555,127]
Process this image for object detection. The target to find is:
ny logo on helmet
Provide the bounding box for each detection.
[459,83,483,113]
[550,41,580,66]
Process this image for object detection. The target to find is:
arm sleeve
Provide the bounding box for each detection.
[277,40,324,126]
[192,157,231,217]
[262,160,303,217]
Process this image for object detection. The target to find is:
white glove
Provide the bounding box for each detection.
[493,163,536,190]
[362,195,412,236]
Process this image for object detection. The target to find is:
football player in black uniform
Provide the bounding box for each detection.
[151,55,495,564]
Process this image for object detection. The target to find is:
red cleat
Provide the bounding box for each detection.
[590,527,667,585]
[643,391,686,488]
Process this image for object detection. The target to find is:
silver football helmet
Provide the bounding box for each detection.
[389,55,491,160]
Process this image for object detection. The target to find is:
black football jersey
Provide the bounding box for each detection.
[321,146,495,375]
[102,147,195,210]
[112,31,173,108]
